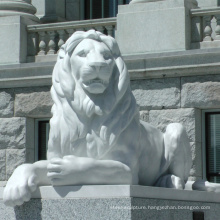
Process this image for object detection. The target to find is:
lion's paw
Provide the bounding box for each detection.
[3,164,38,207]
[155,174,184,189]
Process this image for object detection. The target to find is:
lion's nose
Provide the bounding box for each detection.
[88,53,106,70]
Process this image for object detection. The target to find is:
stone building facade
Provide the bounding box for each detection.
[0,0,220,186]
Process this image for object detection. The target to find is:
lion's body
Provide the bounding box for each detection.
[47,30,192,188]
[3,31,192,207]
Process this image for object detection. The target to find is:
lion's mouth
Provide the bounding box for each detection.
[82,79,109,94]
[83,79,109,86]
[87,79,108,85]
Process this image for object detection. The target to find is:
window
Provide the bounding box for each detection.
[204,111,220,183]
[83,0,130,20]
[35,119,50,161]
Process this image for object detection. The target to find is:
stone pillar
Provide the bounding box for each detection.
[66,0,81,21]
[0,0,39,22]
[116,0,198,55]
[32,0,66,23]
[0,0,39,64]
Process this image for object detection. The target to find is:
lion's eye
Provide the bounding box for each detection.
[104,53,111,60]
[78,51,87,57]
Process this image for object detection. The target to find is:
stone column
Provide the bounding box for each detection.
[0,0,39,22]
[32,0,66,23]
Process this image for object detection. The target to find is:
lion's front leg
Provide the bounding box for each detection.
[47,155,133,186]
[155,123,192,189]
[3,160,50,207]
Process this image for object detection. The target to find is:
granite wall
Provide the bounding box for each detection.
[1,74,220,182]
[0,86,52,183]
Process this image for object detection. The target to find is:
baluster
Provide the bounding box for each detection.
[203,16,212,42]
[106,25,114,37]
[96,26,104,34]
[38,31,46,55]
[75,28,85,31]
[28,32,37,56]
[215,15,220,41]
[47,31,56,54]
[84,27,92,31]
[66,28,74,37]
[57,30,66,50]
[191,16,202,43]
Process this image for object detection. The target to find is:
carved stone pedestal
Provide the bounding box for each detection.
[0,0,39,22]
[1,185,220,220]
[0,0,39,64]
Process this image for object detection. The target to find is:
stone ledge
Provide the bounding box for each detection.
[1,49,220,88]
[0,184,220,203]
[1,62,220,89]
[1,185,220,220]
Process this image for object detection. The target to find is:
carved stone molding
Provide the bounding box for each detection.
[130,0,162,4]
[0,0,39,22]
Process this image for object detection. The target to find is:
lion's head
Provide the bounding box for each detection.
[47,30,138,159]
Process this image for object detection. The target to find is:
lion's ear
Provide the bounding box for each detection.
[65,31,85,54]
[114,56,130,101]
[100,35,121,58]
[57,55,75,99]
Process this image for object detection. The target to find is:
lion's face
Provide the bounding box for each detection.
[70,39,115,94]
[49,30,137,159]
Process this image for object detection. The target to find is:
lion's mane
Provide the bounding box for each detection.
[47,30,138,159]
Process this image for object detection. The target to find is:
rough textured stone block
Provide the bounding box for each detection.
[131,78,180,110]
[6,149,25,179]
[0,89,14,117]
[139,110,149,122]
[0,150,6,181]
[15,91,52,117]
[149,108,201,142]
[0,118,26,149]
[190,142,202,180]
[181,75,220,108]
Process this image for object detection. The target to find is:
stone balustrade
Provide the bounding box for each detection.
[191,7,220,49]
[27,17,116,62]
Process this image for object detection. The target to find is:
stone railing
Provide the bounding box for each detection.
[27,17,116,62]
[191,7,220,49]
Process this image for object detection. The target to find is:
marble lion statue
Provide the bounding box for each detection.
[4,30,194,207]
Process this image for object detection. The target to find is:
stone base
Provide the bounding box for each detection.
[116,0,198,55]
[1,185,220,220]
[0,16,38,65]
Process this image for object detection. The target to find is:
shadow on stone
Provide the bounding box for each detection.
[53,185,83,197]
[14,199,43,220]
